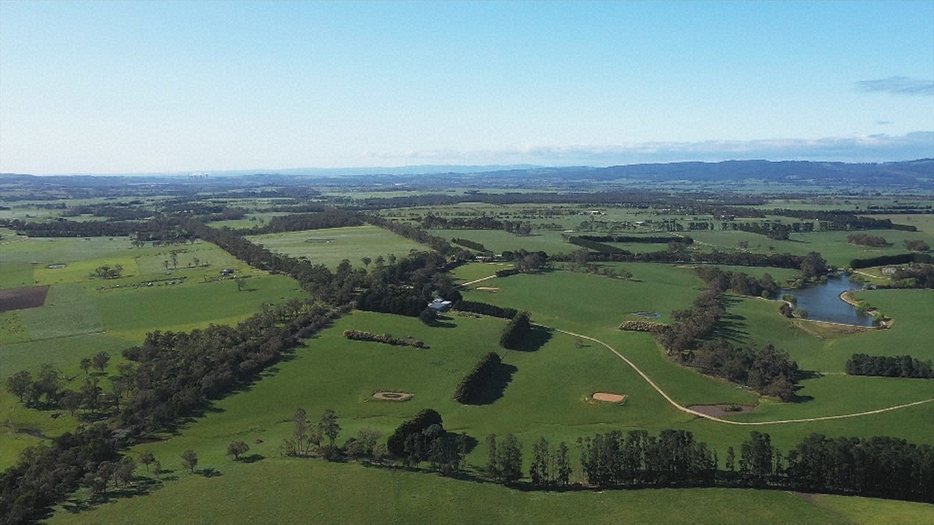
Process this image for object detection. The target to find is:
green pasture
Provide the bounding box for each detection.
[435,229,578,255]
[0,236,138,264]
[46,461,878,525]
[247,225,428,268]
[455,264,705,330]
[811,494,934,525]
[685,228,934,268]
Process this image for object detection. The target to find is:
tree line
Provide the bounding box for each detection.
[845,353,934,378]
[342,329,427,349]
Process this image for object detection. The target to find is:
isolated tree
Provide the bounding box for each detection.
[92,351,110,373]
[318,408,341,447]
[116,457,136,487]
[181,450,198,473]
[235,277,246,291]
[361,256,372,269]
[170,250,179,269]
[5,370,31,402]
[227,440,250,460]
[60,390,82,417]
[419,307,438,325]
[374,255,385,269]
[81,378,102,412]
[36,363,62,407]
[356,428,381,457]
[139,451,156,472]
[152,460,163,479]
[80,358,92,376]
[292,408,310,456]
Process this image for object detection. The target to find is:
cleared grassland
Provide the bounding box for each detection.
[247,225,427,268]
[810,494,934,525]
[47,462,863,525]
[433,228,578,255]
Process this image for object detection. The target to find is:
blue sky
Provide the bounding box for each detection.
[1,1,932,175]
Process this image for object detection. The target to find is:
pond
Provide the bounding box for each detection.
[781,273,873,327]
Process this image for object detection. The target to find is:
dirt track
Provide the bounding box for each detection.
[553,327,934,426]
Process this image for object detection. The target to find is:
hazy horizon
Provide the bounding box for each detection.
[1,1,932,175]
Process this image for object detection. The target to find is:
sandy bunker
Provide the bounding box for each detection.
[592,392,627,403]
[372,391,414,401]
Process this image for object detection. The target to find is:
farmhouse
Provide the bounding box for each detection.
[427,298,453,312]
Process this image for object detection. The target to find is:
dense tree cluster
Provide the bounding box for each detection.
[116,299,339,435]
[0,424,120,525]
[454,300,519,320]
[420,213,533,235]
[847,233,890,247]
[450,237,488,252]
[769,209,917,232]
[499,311,532,350]
[236,209,364,234]
[387,409,444,457]
[566,236,631,255]
[695,267,780,298]
[687,341,799,401]
[494,267,520,277]
[453,352,502,404]
[577,429,717,487]
[342,329,427,349]
[849,252,934,270]
[577,234,691,244]
[889,264,934,289]
[655,290,799,400]
[845,354,934,378]
[485,434,523,484]
[903,239,930,252]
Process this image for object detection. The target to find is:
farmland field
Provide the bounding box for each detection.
[247,225,428,268]
[2,176,933,524]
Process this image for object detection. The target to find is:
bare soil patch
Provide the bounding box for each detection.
[0,285,51,313]
[592,392,627,403]
[688,404,757,417]
[476,286,499,292]
[372,391,414,401]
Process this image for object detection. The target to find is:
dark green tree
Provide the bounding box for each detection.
[181,450,198,473]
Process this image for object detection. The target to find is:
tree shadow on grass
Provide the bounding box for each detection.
[463,364,518,406]
[514,326,553,352]
[709,314,749,345]
[60,476,164,515]
[238,453,265,464]
[199,467,222,478]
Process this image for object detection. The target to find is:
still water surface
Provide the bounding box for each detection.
[781,274,873,327]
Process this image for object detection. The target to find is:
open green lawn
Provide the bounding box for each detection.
[46,461,881,525]
[247,225,428,268]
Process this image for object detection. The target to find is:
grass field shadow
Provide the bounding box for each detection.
[515,326,553,352]
[239,453,265,464]
[59,476,164,515]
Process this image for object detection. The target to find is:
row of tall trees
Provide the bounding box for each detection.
[479,429,933,504]
[845,354,934,378]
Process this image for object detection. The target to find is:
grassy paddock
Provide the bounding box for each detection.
[47,461,865,525]
[247,225,428,268]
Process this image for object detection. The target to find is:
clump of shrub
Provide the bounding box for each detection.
[453,352,502,404]
[454,300,518,320]
[500,311,531,350]
[495,267,519,277]
[387,408,443,457]
[342,329,427,349]
[618,320,666,334]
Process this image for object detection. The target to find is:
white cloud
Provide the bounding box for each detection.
[362,132,934,166]
[855,77,934,96]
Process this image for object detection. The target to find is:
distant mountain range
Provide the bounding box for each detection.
[3,159,933,190]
